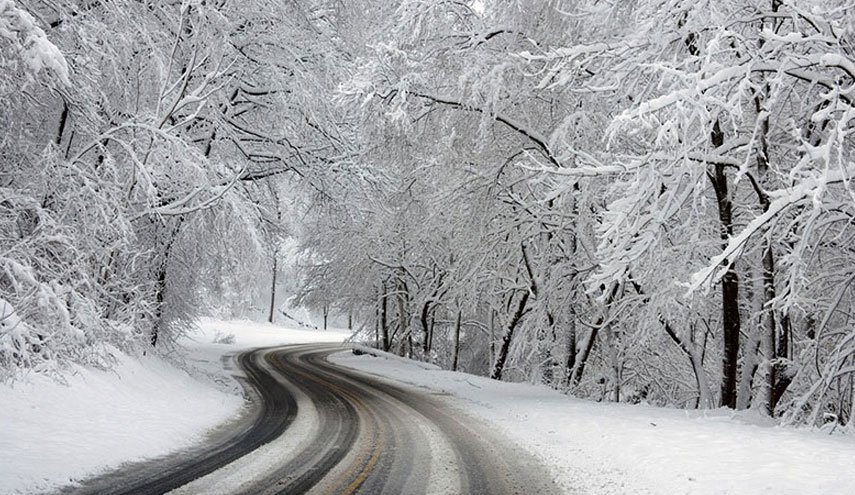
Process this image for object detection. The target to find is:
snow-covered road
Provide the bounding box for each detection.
[3,320,855,494]
[167,344,558,495]
[0,320,349,494]
[332,346,855,495]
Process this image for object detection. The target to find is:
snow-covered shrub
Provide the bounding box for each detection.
[212,330,236,345]
[0,189,141,379]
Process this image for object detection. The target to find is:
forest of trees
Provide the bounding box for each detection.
[2,0,854,428]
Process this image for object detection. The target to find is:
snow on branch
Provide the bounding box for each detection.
[686,165,855,295]
[525,150,743,178]
[820,53,855,81]
[0,0,70,86]
[517,41,646,90]
[410,91,562,168]
[616,64,751,122]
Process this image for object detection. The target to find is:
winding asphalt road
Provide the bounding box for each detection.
[63,344,559,494]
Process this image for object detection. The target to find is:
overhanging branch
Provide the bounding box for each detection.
[409,91,562,169]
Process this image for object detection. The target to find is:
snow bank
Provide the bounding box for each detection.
[192,317,351,350]
[0,351,241,494]
[332,348,855,495]
[0,319,351,494]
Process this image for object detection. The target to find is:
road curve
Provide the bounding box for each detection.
[63,344,559,495]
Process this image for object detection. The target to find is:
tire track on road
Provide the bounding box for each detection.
[63,344,560,495]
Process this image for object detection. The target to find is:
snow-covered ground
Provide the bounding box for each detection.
[0,319,350,495]
[331,348,855,495]
[5,319,852,495]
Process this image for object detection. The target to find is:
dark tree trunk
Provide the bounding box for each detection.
[571,326,598,386]
[571,283,619,386]
[151,265,167,347]
[380,282,390,351]
[323,304,329,331]
[452,310,462,371]
[541,311,557,384]
[150,218,184,347]
[491,290,530,380]
[771,312,794,409]
[709,120,741,409]
[564,193,580,387]
[564,309,577,387]
[420,271,445,356]
[758,242,777,413]
[268,256,277,323]
[56,99,69,145]
[420,301,432,355]
[751,55,781,413]
[427,313,435,354]
[720,269,741,409]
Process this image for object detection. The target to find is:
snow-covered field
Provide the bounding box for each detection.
[0,319,350,495]
[332,348,855,495]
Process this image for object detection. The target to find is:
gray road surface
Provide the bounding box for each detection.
[60,344,559,495]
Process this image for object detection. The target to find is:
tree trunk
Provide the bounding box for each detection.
[751,57,782,414]
[267,256,277,323]
[737,264,762,410]
[564,193,580,387]
[452,309,462,371]
[323,304,329,331]
[571,326,598,386]
[427,313,435,354]
[737,333,761,410]
[375,296,380,349]
[56,99,69,146]
[395,276,410,357]
[491,290,530,380]
[564,308,577,387]
[488,307,496,365]
[420,301,432,355]
[662,319,715,409]
[571,283,619,386]
[771,312,793,408]
[709,120,741,409]
[150,217,184,347]
[380,282,390,351]
[601,323,621,402]
[151,263,167,347]
[691,348,715,409]
[848,358,855,429]
[754,243,778,413]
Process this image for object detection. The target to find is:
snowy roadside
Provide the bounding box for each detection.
[0,319,350,495]
[331,347,855,495]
